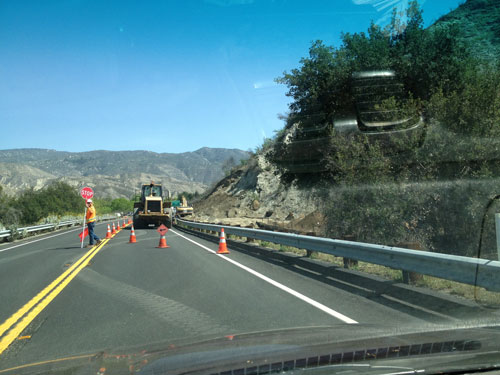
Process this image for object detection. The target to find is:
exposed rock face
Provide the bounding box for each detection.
[192,152,326,235]
[251,200,260,211]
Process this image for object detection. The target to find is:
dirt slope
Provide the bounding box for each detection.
[192,153,326,235]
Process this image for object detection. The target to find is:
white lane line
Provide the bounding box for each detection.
[171,228,358,324]
[0,222,108,253]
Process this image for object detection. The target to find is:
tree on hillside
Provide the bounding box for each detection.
[275,0,472,130]
[16,182,83,224]
[0,185,19,226]
[110,198,133,213]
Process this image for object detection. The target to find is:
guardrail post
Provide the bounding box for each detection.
[398,242,423,284]
[342,235,358,269]
[402,270,410,284]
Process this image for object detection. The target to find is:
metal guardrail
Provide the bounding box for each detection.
[176,218,500,293]
[0,215,118,240]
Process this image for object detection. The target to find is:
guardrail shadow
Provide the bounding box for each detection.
[175,225,494,324]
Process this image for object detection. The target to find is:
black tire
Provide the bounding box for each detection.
[164,219,172,229]
[133,218,144,229]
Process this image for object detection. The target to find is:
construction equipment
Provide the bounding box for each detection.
[133,182,172,229]
[175,195,194,217]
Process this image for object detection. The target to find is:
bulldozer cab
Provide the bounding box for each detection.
[142,184,162,200]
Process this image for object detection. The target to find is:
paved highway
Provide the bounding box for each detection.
[0,222,492,370]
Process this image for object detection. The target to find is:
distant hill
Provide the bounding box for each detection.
[0,148,250,199]
[431,0,500,61]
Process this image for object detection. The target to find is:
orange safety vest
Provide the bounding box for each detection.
[86,205,97,223]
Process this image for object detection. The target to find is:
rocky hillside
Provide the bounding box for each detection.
[192,153,327,235]
[0,148,249,198]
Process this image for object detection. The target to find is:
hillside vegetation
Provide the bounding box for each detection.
[194,0,500,259]
[0,182,138,229]
[0,182,83,228]
[432,0,500,61]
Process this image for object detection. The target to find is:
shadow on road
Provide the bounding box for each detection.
[174,226,492,324]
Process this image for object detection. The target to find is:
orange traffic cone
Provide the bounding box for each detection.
[112,223,117,235]
[123,219,126,228]
[217,228,230,254]
[117,222,121,231]
[128,218,132,224]
[156,234,169,248]
[106,224,112,239]
[129,226,137,243]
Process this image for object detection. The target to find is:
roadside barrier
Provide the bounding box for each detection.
[0,215,118,241]
[176,218,500,293]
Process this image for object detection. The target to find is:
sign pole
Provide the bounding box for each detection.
[81,206,87,249]
[495,213,500,261]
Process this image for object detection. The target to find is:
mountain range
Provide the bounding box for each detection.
[0,148,249,199]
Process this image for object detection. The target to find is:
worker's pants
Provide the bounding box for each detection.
[87,221,100,245]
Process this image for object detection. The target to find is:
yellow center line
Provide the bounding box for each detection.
[0,245,99,339]
[0,238,111,356]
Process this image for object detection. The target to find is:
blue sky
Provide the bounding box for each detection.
[0,0,462,153]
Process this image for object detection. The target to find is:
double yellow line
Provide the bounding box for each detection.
[0,236,113,356]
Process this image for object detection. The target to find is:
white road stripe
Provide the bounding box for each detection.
[170,228,358,324]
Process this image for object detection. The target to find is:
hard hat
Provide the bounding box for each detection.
[87,199,93,203]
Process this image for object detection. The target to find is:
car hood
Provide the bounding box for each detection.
[3,322,500,375]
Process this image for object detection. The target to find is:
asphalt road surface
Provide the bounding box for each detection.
[0,222,493,370]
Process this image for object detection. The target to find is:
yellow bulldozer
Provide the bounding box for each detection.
[175,195,194,217]
[133,182,172,228]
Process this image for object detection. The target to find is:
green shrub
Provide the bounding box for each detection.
[427,65,500,136]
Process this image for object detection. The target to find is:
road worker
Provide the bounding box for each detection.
[86,199,102,247]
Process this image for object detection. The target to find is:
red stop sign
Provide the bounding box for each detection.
[80,187,94,200]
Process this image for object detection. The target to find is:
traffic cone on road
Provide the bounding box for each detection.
[128,218,132,224]
[123,219,126,228]
[106,224,112,239]
[112,223,117,235]
[156,234,169,248]
[117,222,121,231]
[129,226,137,243]
[217,228,230,254]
